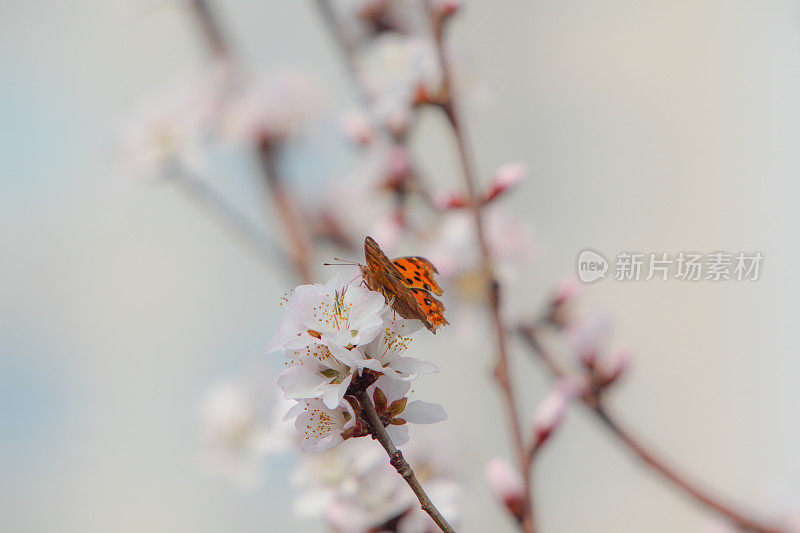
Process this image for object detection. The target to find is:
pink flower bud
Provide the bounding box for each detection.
[341,112,374,146]
[435,0,462,17]
[599,348,632,388]
[382,146,413,191]
[532,385,571,447]
[551,277,582,308]
[548,277,582,328]
[434,191,469,210]
[566,314,611,368]
[385,107,412,139]
[483,163,526,204]
[486,457,526,522]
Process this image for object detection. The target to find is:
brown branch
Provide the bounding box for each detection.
[168,170,289,274]
[311,0,438,211]
[517,323,788,533]
[257,143,314,284]
[358,390,457,533]
[185,1,315,283]
[422,2,534,531]
[188,0,230,58]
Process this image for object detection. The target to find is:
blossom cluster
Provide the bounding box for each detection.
[265,275,447,452]
[293,432,461,533]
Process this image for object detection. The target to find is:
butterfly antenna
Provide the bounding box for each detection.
[322,257,360,267]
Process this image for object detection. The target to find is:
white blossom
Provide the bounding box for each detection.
[199,368,294,488]
[353,312,438,380]
[292,428,461,533]
[117,63,231,180]
[285,398,358,453]
[265,276,387,353]
[222,69,323,146]
[278,342,361,409]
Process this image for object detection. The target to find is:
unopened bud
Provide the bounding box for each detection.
[430,0,462,36]
[434,191,469,210]
[567,314,610,368]
[385,107,411,140]
[483,163,526,204]
[548,277,582,328]
[532,386,570,447]
[598,349,632,388]
[486,457,526,522]
[382,146,413,191]
[341,111,374,146]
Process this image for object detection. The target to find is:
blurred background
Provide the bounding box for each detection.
[2,0,800,532]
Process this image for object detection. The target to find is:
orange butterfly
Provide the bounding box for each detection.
[360,236,448,333]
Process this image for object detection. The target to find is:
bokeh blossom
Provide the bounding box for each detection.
[117,64,230,179]
[199,367,295,488]
[292,429,461,533]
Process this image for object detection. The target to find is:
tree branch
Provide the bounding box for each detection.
[358,390,457,533]
[257,143,314,284]
[517,323,788,533]
[168,170,289,274]
[185,0,315,283]
[188,0,230,58]
[422,2,535,531]
[311,0,438,210]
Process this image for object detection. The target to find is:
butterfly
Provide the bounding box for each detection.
[359,236,448,333]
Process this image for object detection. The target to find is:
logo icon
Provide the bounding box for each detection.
[577,249,608,284]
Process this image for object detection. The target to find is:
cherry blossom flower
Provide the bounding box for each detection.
[292,428,461,533]
[222,69,323,147]
[285,398,358,453]
[425,210,536,286]
[353,312,438,380]
[325,471,415,533]
[117,62,231,180]
[199,368,294,488]
[395,429,463,532]
[278,342,361,409]
[362,34,442,118]
[265,276,387,353]
[291,438,389,518]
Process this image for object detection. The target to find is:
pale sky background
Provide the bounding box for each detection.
[2,1,800,532]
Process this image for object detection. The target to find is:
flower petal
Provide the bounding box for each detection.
[402,401,447,424]
[386,424,410,446]
[322,373,353,409]
[278,365,327,400]
[390,356,439,378]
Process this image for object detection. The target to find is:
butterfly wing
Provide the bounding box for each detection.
[363,236,423,312]
[392,256,443,296]
[409,287,448,329]
[363,237,447,333]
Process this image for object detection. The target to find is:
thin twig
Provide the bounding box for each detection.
[358,390,457,533]
[189,0,230,58]
[257,143,314,284]
[311,0,439,210]
[168,171,289,274]
[422,2,535,532]
[517,324,788,533]
[185,0,315,283]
